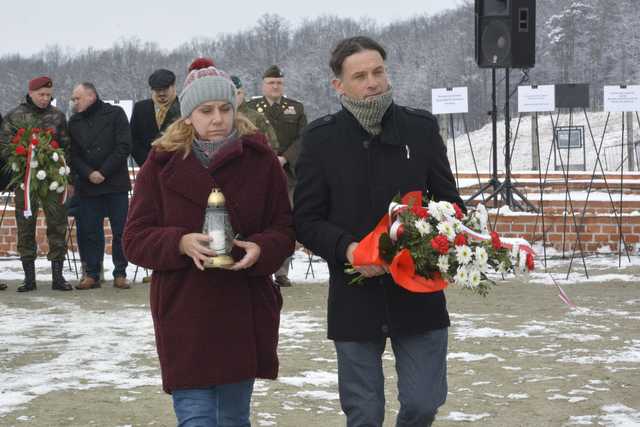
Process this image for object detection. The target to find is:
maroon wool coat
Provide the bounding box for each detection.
[122,133,295,393]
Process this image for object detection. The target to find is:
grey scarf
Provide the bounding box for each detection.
[340,89,393,136]
[192,130,238,167]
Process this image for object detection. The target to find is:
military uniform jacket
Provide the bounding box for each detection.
[130,98,180,166]
[246,96,307,184]
[238,102,279,152]
[0,97,71,182]
[294,103,464,341]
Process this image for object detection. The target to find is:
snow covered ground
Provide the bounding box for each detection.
[1,250,639,426]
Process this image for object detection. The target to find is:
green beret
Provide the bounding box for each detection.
[263,65,284,79]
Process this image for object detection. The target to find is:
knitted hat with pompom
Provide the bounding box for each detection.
[179,59,236,119]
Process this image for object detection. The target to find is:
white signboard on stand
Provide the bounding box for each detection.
[104,99,134,121]
[604,85,640,112]
[517,85,555,112]
[431,87,468,115]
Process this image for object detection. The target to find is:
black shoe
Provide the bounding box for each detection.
[275,276,292,287]
[18,260,37,292]
[51,260,72,291]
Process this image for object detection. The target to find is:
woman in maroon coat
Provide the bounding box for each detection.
[122,62,295,426]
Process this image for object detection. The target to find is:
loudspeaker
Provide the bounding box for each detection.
[475,0,536,68]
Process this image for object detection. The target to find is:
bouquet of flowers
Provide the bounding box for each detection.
[348,191,535,296]
[1,121,70,217]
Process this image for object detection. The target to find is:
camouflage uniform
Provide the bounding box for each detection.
[238,102,279,152]
[0,97,70,262]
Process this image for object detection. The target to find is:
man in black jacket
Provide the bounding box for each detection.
[69,82,132,290]
[130,69,180,166]
[294,37,464,427]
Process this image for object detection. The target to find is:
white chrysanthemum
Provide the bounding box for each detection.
[454,267,469,287]
[59,166,67,176]
[451,219,463,233]
[455,245,473,265]
[468,269,482,288]
[20,183,25,190]
[65,166,71,174]
[437,255,450,274]
[497,261,510,274]
[11,163,19,172]
[56,185,65,193]
[30,159,38,168]
[36,170,46,180]
[414,219,432,236]
[428,201,446,222]
[476,204,489,233]
[49,181,59,191]
[437,221,456,241]
[51,152,59,162]
[475,246,488,264]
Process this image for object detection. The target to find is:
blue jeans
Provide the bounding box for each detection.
[172,379,255,427]
[334,328,448,427]
[78,192,128,279]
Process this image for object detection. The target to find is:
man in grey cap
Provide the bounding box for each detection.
[130,69,181,166]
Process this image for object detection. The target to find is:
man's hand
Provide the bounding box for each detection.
[179,233,217,271]
[229,239,261,271]
[346,242,386,278]
[88,171,105,184]
[66,184,75,198]
[278,155,288,167]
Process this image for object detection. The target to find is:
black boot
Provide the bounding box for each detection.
[17,260,37,292]
[51,260,72,291]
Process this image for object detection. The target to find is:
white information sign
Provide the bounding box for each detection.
[104,99,134,121]
[604,85,640,112]
[517,85,555,112]
[431,87,468,115]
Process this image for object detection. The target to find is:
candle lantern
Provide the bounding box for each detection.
[202,188,234,269]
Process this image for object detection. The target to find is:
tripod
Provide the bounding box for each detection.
[467,66,537,212]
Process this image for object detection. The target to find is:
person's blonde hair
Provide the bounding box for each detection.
[152,112,258,157]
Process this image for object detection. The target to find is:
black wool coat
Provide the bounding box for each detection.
[294,103,464,341]
[130,98,180,166]
[69,100,132,197]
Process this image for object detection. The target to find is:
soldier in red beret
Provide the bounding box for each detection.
[0,76,73,292]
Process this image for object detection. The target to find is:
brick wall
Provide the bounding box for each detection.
[0,206,638,257]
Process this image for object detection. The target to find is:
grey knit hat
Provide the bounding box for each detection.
[179,64,237,119]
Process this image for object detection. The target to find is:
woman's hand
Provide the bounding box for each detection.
[179,233,217,271]
[229,239,261,271]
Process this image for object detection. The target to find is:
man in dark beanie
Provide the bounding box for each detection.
[0,76,72,292]
[231,75,279,152]
[246,65,307,288]
[294,36,464,426]
[130,69,180,166]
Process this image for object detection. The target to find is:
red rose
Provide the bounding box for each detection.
[11,134,21,144]
[15,145,27,156]
[526,253,535,271]
[453,203,464,220]
[46,128,55,134]
[396,224,405,239]
[32,128,41,133]
[431,234,450,255]
[31,138,39,146]
[411,205,429,219]
[51,140,60,149]
[490,231,501,250]
[454,233,467,247]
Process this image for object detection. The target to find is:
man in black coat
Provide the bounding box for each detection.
[69,82,132,290]
[130,69,180,166]
[294,36,464,427]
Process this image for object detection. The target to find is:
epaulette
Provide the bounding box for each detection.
[305,115,335,133]
[403,106,437,122]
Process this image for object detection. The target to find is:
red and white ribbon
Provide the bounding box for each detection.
[22,144,36,218]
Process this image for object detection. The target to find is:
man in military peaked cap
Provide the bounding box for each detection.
[246,65,307,288]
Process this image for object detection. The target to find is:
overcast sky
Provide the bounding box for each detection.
[1,0,462,57]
